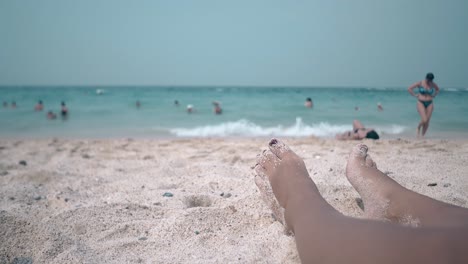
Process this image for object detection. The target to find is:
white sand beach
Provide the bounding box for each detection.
[1,138,467,263]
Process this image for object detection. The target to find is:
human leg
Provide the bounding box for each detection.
[422,104,434,136]
[416,101,428,137]
[335,131,353,140]
[346,143,468,228]
[352,120,365,131]
[255,139,468,264]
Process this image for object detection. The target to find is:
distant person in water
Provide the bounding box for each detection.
[47,111,57,120]
[60,101,68,117]
[3,101,7,108]
[11,101,17,108]
[35,100,44,111]
[377,102,383,111]
[407,72,440,137]
[174,100,179,106]
[354,106,359,111]
[336,120,379,140]
[304,97,313,108]
[136,100,141,108]
[186,104,194,113]
[212,101,222,114]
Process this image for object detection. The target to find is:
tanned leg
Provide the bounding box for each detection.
[352,120,365,130]
[416,101,428,137]
[254,139,468,264]
[422,104,434,136]
[346,143,468,228]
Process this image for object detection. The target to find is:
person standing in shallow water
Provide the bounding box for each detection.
[60,102,68,119]
[407,73,439,137]
[212,101,222,115]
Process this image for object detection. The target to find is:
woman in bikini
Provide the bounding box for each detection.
[407,73,439,137]
[335,120,379,140]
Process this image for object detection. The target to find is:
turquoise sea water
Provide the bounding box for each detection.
[1,86,467,139]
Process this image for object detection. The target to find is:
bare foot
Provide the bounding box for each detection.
[254,149,285,226]
[345,144,416,224]
[254,139,324,231]
[347,144,468,228]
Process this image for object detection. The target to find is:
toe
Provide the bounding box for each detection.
[268,138,291,160]
[349,144,369,163]
[256,149,278,172]
[365,155,377,168]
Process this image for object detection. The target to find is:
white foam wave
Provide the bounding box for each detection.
[169,118,406,138]
[380,124,406,135]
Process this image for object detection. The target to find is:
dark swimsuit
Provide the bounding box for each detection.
[418,86,434,108]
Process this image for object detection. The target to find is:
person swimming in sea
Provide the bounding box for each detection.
[377,102,383,111]
[47,111,57,120]
[335,119,379,140]
[2,101,7,108]
[11,101,17,109]
[304,97,313,108]
[186,104,195,113]
[407,72,440,137]
[136,100,141,109]
[35,100,44,111]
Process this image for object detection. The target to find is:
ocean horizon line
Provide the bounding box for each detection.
[1,85,466,92]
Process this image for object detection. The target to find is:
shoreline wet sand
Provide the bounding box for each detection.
[1,138,467,263]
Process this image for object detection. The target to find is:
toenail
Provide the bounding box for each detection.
[269,138,278,146]
[359,144,368,152]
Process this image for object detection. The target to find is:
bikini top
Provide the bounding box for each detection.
[418,84,434,95]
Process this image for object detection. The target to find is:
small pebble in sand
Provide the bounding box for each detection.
[19,160,27,166]
[34,196,42,201]
[195,231,200,235]
[443,183,451,187]
[220,192,224,196]
[64,198,69,202]
[11,257,33,264]
[427,183,437,187]
[162,192,173,197]
[0,171,8,176]
[223,193,232,198]
[9,197,15,200]
[82,154,91,159]
[138,237,148,241]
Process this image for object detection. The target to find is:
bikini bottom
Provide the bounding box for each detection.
[419,100,433,108]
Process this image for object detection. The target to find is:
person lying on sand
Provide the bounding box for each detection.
[254,139,468,264]
[336,119,379,140]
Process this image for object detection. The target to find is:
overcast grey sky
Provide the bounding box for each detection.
[1,0,467,87]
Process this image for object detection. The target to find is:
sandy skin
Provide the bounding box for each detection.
[254,139,468,264]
